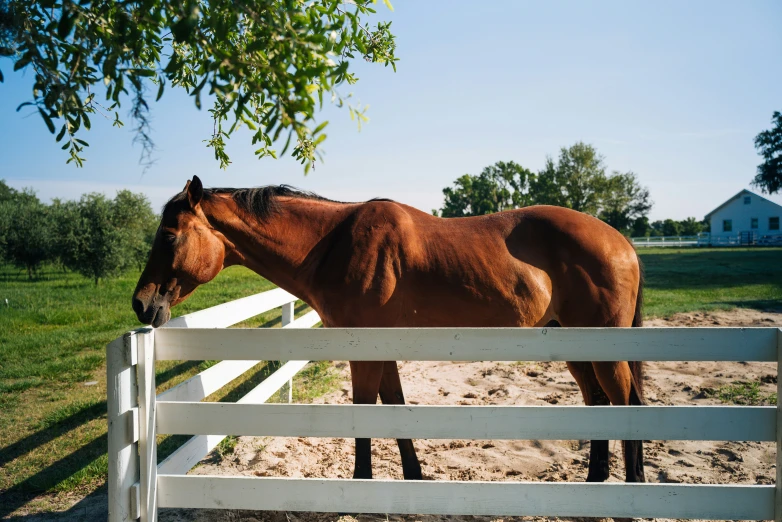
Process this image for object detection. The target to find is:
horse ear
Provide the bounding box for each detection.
[187,176,203,208]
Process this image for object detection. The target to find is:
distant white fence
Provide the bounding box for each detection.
[631,235,701,247]
[632,232,782,247]
[107,288,320,522]
[108,316,782,521]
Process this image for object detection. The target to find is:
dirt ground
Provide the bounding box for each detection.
[18,309,781,522]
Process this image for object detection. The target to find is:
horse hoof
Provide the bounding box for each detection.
[585,472,609,482]
[404,469,423,481]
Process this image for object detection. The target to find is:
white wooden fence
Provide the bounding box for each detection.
[631,235,702,247]
[108,298,782,521]
[107,288,320,522]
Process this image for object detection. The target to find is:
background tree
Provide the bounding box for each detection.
[48,197,79,271]
[0,188,53,278]
[0,179,17,253]
[752,111,782,194]
[597,172,652,233]
[661,219,682,237]
[0,179,17,202]
[436,144,653,235]
[530,142,607,214]
[438,161,534,217]
[59,193,128,284]
[630,216,651,238]
[0,0,397,172]
[112,190,158,270]
[679,217,705,236]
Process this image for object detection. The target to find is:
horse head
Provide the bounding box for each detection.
[132,176,230,327]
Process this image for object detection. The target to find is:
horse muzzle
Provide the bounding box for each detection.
[132,293,172,328]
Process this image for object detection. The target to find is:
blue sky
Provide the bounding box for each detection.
[2,1,781,221]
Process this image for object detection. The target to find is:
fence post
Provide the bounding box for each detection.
[137,328,157,522]
[777,328,782,522]
[107,333,139,521]
[280,301,295,403]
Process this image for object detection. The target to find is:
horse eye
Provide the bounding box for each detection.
[163,233,177,244]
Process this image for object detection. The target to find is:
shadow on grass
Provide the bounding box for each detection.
[0,359,210,518]
[256,302,310,328]
[0,433,108,519]
[4,484,109,522]
[715,299,782,312]
[639,249,782,292]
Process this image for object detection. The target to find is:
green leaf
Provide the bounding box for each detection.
[130,68,156,77]
[156,80,165,101]
[39,108,55,134]
[313,121,328,135]
[57,10,76,39]
[13,55,31,71]
[56,124,67,142]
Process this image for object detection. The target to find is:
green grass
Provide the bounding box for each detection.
[639,247,782,317]
[0,263,331,517]
[703,380,778,406]
[1,247,781,516]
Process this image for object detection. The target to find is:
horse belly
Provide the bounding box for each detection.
[390,266,552,328]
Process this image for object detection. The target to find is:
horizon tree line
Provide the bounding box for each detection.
[434,142,708,237]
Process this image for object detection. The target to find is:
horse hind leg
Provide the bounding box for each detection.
[378,361,423,480]
[349,361,385,479]
[591,361,646,483]
[567,361,611,482]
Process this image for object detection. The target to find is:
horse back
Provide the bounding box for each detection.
[314,202,640,329]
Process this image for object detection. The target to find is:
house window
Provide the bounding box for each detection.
[751,218,758,229]
[723,219,732,232]
[771,217,780,231]
[744,196,751,204]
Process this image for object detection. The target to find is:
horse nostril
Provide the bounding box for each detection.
[132,297,145,317]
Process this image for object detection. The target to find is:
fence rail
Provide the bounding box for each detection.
[631,235,700,247]
[109,299,782,522]
[631,232,782,247]
[156,403,775,441]
[156,476,775,520]
[153,326,778,362]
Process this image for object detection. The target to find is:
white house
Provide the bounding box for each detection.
[704,189,782,244]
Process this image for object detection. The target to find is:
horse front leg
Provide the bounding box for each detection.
[349,361,384,479]
[378,361,423,480]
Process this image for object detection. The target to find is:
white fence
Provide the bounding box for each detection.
[107,288,320,521]
[631,235,702,247]
[632,232,782,247]
[108,299,782,521]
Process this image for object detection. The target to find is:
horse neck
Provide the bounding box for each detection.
[201,195,351,303]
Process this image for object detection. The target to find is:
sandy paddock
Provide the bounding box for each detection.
[157,309,782,522]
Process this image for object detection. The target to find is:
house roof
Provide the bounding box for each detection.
[704,189,782,220]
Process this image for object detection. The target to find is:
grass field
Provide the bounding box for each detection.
[0,264,327,517]
[641,247,782,317]
[0,247,780,516]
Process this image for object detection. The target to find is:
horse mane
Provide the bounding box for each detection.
[166,184,393,219]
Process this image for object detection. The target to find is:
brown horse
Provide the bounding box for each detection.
[133,176,646,483]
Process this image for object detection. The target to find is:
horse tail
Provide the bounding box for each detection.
[628,242,645,404]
